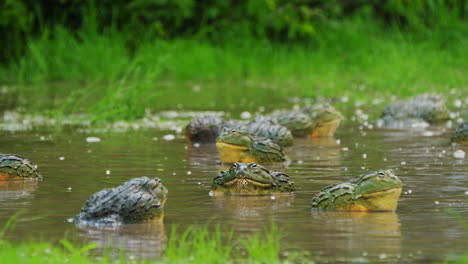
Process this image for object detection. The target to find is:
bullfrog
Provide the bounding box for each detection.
[211,162,294,195]
[303,103,343,137]
[379,93,450,128]
[268,103,343,137]
[311,169,402,211]
[270,110,313,137]
[216,128,286,163]
[185,116,243,143]
[451,121,468,145]
[242,117,293,147]
[0,154,42,180]
[74,177,168,225]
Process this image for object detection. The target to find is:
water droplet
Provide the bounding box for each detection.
[163,134,175,141]
[401,161,406,165]
[193,143,200,148]
[40,136,45,140]
[106,170,111,175]
[341,96,349,103]
[453,150,465,159]
[240,111,251,119]
[336,139,341,145]
[408,189,412,194]
[464,191,468,195]
[66,218,74,223]
[270,196,276,200]
[197,182,202,185]
[362,153,367,159]
[187,171,192,175]
[258,106,265,112]
[379,253,387,259]
[208,191,214,197]
[152,137,159,141]
[297,160,304,165]
[172,172,176,175]
[86,137,101,143]
[434,201,440,205]
[383,158,387,161]
[362,251,368,257]
[341,147,349,151]
[59,157,65,160]
[361,166,365,170]
[422,131,434,137]
[67,187,72,191]
[404,192,408,195]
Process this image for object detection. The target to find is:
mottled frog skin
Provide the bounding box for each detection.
[270,110,313,137]
[0,154,42,180]
[380,94,450,128]
[212,162,294,195]
[216,128,286,163]
[451,121,468,145]
[185,116,242,143]
[74,177,168,225]
[242,117,293,147]
[311,170,402,211]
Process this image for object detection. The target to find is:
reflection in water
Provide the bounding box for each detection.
[0,180,39,202]
[211,195,294,231]
[76,221,166,259]
[309,211,401,262]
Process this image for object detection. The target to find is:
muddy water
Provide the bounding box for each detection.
[0,125,467,263]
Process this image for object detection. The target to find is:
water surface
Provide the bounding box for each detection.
[0,125,466,263]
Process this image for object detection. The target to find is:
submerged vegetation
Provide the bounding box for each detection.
[0,0,467,121]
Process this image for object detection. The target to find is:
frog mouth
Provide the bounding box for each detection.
[361,186,402,198]
[223,178,273,188]
[215,141,249,151]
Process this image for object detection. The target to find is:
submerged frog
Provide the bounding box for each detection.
[212,162,294,195]
[379,93,450,128]
[0,154,42,180]
[74,177,168,225]
[216,128,286,163]
[311,169,402,211]
[451,121,468,145]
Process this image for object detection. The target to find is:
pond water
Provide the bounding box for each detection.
[0,124,467,263]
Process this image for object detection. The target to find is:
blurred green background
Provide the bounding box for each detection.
[1,0,467,121]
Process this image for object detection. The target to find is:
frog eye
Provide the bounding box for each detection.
[250,163,258,169]
[378,171,385,178]
[232,163,239,169]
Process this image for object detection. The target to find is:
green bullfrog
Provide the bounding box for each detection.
[242,117,293,147]
[216,128,286,163]
[0,154,42,180]
[311,169,402,211]
[211,162,294,195]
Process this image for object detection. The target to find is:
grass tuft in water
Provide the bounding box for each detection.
[0,223,308,264]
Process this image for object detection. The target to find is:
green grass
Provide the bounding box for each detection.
[1,16,467,121]
[0,223,308,264]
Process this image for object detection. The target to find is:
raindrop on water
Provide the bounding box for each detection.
[453,150,465,159]
[187,171,192,175]
[434,201,440,205]
[106,170,110,175]
[362,153,367,159]
[86,137,101,143]
[59,157,65,160]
